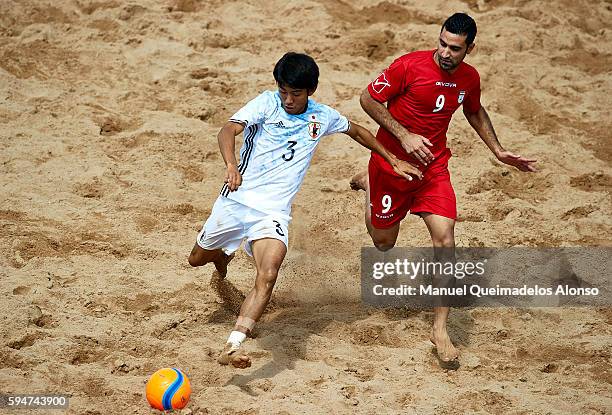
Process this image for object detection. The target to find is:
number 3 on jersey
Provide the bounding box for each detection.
[282,140,297,161]
[433,94,445,113]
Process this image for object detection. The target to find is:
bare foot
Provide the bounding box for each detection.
[430,326,459,362]
[217,343,251,369]
[214,252,234,279]
[350,170,368,191]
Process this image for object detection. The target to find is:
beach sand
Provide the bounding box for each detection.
[1,0,611,413]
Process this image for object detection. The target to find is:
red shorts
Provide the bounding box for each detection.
[368,149,456,229]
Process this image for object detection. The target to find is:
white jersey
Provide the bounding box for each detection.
[220,90,350,218]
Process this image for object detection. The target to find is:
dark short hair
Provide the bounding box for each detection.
[273,52,319,91]
[442,13,477,46]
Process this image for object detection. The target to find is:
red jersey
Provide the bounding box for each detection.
[367,50,481,173]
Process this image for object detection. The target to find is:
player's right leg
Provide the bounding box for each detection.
[188,244,234,278]
[351,159,410,251]
[188,196,242,277]
[368,183,400,251]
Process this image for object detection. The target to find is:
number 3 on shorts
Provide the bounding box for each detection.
[273,220,285,236]
[381,194,392,213]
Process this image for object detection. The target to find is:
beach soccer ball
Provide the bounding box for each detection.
[145,368,191,411]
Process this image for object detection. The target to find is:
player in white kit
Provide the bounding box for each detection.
[188,52,422,368]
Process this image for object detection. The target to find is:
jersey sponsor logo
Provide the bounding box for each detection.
[371,72,390,93]
[436,81,457,88]
[308,121,322,139]
[458,90,465,104]
[270,120,285,128]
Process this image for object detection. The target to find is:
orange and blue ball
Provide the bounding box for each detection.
[146,368,191,411]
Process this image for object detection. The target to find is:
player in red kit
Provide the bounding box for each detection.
[351,13,537,363]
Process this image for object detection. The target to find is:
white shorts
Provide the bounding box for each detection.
[196,196,289,256]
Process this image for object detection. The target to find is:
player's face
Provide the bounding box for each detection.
[436,28,474,72]
[278,85,312,115]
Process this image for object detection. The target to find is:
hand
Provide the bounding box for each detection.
[398,133,435,166]
[496,150,537,172]
[391,157,423,181]
[224,164,242,191]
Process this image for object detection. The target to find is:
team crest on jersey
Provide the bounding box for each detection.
[458,90,466,104]
[308,121,322,139]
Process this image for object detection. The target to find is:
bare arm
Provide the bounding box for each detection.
[462,106,504,156]
[463,106,537,172]
[360,89,434,166]
[345,122,422,181]
[217,121,245,190]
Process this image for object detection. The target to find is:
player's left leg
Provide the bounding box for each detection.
[421,212,459,362]
[217,238,286,368]
[238,238,286,327]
